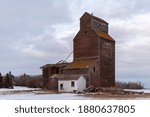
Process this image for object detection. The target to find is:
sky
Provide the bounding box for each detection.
[0,0,150,82]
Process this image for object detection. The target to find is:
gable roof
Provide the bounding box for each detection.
[64,60,97,69]
[81,12,108,24]
[50,74,89,81]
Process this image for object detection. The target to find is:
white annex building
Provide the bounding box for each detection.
[58,75,86,93]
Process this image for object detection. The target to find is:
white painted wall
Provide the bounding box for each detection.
[58,75,86,93]
[58,80,77,93]
[76,75,86,92]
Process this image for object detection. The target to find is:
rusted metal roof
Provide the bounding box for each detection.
[95,31,115,42]
[40,63,68,69]
[64,60,97,69]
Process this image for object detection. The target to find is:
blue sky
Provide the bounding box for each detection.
[0,0,150,84]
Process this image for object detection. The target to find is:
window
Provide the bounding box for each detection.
[93,67,96,72]
[71,81,75,87]
[60,84,63,90]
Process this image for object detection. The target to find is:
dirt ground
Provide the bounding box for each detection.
[82,87,150,99]
[83,92,150,99]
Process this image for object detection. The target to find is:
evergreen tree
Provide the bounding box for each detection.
[4,73,10,88]
[9,72,14,89]
[0,73,3,88]
[4,72,14,89]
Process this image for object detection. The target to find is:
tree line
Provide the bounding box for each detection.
[14,74,43,88]
[0,72,14,89]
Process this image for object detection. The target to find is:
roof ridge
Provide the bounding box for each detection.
[84,12,108,24]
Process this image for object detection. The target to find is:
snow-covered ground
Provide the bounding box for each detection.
[0,93,93,100]
[0,86,92,100]
[0,86,39,92]
[0,87,150,100]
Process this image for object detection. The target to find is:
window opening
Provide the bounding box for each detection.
[71,81,75,87]
[60,84,63,89]
[93,67,96,72]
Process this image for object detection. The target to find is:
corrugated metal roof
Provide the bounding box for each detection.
[96,31,115,41]
[64,60,97,69]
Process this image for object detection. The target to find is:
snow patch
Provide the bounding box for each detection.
[0,86,93,100]
[0,86,39,92]
[124,89,150,93]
